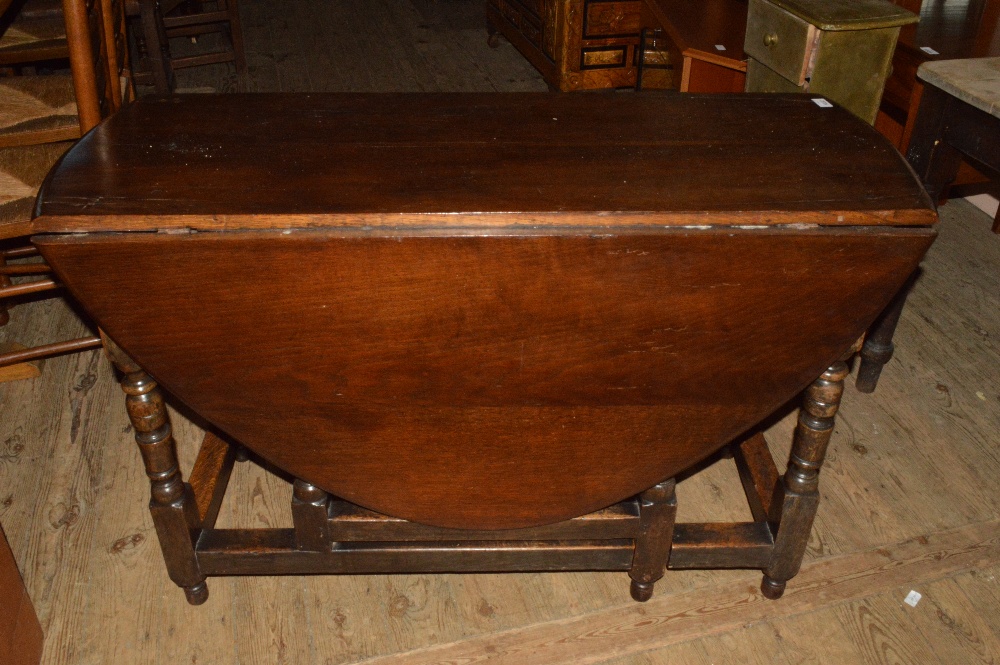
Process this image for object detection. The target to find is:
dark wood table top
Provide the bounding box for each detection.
[33,92,937,529]
[35,92,934,233]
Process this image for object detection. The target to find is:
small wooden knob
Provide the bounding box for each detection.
[763,33,778,47]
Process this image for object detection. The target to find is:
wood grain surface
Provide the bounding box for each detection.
[2,1,997,662]
[36,228,931,528]
[32,93,934,230]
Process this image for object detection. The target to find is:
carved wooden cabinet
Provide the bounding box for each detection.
[744,0,917,123]
[487,0,643,90]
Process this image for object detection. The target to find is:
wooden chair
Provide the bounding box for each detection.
[0,0,69,67]
[0,0,129,371]
[127,0,245,93]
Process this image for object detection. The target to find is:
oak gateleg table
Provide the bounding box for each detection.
[29,92,935,605]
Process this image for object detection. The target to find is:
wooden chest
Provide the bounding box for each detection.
[487,0,643,90]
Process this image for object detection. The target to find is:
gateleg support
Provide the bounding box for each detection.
[103,333,208,605]
[857,271,917,393]
[762,360,849,599]
[629,478,677,602]
[292,479,332,551]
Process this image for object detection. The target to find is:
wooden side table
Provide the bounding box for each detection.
[908,57,1000,232]
[857,57,1000,392]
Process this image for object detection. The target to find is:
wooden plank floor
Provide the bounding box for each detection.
[3,0,1000,662]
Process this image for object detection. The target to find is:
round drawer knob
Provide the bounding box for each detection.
[763,33,779,47]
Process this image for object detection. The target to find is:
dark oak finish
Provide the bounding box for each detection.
[38,228,933,530]
[733,431,780,521]
[628,479,677,601]
[856,271,917,392]
[30,92,936,603]
[188,431,237,528]
[103,335,208,605]
[34,93,933,227]
[763,361,849,599]
[668,522,774,569]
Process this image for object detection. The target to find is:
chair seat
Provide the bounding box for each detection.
[0,15,69,66]
[0,142,72,239]
[0,75,80,148]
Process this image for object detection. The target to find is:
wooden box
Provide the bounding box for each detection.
[744,0,917,123]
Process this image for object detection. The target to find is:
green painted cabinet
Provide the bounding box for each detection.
[744,0,917,123]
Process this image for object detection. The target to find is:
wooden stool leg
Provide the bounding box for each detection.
[762,361,848,600]
[629,478,677,602]
[104,336,207,604]
[856,271,916,393]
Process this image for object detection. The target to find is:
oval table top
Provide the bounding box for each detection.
[33,93,936,529]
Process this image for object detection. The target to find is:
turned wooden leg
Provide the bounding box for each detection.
[292,479,332,551]
[104,335,207,605]
[629,478,677,602]
[762,361,848,600]
[856,271,917,393]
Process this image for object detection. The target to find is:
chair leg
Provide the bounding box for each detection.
[762,360,848,600]
[856,271,916,393]
[139,0,175,93]
[629,478,677,601]
[104,335,207,604]
[222,0,247,87]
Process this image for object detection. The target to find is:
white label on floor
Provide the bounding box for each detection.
[904,590,922,607]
